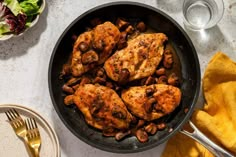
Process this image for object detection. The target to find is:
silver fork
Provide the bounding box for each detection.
[25,118,41,157]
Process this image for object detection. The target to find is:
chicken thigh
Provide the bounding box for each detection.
[121,84,181,121]
[104,33,168,82]
[73,84,133,131]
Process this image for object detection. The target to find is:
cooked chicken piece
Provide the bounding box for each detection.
[104,33,168,82]
[73,84,132,130]
[93,22,120,64]
[121,84,181,121]
[71,31,93,77]
[71,22,120,77]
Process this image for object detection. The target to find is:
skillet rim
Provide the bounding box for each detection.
[48,1,201,153]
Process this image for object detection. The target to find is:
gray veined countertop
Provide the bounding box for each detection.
[0,0,235,157]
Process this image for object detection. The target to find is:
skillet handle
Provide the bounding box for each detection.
[180,121,235,157]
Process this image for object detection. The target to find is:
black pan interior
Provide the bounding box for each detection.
[48,2,200,153]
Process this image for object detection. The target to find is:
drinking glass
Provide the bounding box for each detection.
[183,0,224,30]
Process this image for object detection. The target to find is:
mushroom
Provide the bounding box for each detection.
[64,95,74,106]
[62,84,74,94]
[60,64,71,78]
[144,123,158,135]
[115,130,131,141]
[125,25,134,34]
[155,67,166,76]
[168,73,179,86]
[79,76,91,86]
[163,49,174,69]
[135,129,148,143]
[157,123,166,130]
[145,76,155,85]
[118,68,130,85]
[145,87,155,97]
[116,18,129,30]
[136,21,146,32]
[81,50,99,64]
[117,32,128,50]
[157,75,168,84]
[78,42,89,52]
[144,98,156,113]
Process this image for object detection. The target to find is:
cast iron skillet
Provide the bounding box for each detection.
[48,2,200,153]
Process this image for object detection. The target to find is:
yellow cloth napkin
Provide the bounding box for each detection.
[161,52,236,157]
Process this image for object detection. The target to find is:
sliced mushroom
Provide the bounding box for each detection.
[79,76,91,86]
[135,129,148,143]
[60,64,71,78]
[62,84,74,94]
[168,73,179,86]
[93,39,104,51]
[81,50,99,64]
[136,21,146,32]
[117,32,128,50]
[64,95,74,106]
[115,130,131,141]
[155,67,166,76]
[157,75,167,84]
[145,76,155,85]
[96,67,105,77]
[118,68,130,85]
[163,49,174,69]
[144,98,156,113]
[116,18,129,30]
[144,123,158,135]
[157,123,166,130]
[145,87,155,97]
[78,42,89,52]
[65,77,81,86]
[125,25,134,34]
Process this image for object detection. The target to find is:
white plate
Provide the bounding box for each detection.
[0,104,60,157]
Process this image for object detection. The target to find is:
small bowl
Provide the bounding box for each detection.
[0,0,46,41]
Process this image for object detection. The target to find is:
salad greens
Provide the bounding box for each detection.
[0,0,42,37]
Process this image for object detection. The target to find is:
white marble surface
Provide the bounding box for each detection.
[0,0,236,156]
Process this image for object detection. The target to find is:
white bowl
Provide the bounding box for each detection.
[0,0,46,41]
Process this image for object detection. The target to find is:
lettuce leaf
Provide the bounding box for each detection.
[0,2,26,36]
[3,0,22,16]
[19,0,40,16]
[0,22,10,37]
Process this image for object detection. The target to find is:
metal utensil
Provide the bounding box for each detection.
[26,118,41,157]
[180,121,235,157]
[5,109,33,156]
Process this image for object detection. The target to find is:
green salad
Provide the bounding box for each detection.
[0,0,42,37]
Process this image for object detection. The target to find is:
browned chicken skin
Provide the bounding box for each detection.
[104,33,168,82]
[121,84,181,121]
[73,84,133,131]
[71,22,120,77]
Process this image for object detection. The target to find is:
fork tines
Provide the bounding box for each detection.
[5,109,21,121]
[25,118,40,137]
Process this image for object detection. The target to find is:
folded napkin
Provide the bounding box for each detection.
[161,52,236,157]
